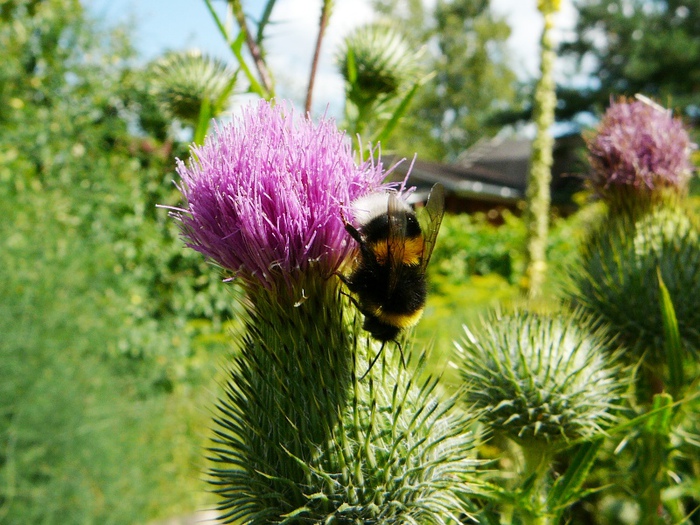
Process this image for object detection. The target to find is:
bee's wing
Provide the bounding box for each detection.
[418,183,446,271]
[386,191,408,293]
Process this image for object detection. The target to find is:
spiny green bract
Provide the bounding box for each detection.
[208,278,479,524]
[568,205,700,363]
[297,354,479,525]
[456,310,626,446]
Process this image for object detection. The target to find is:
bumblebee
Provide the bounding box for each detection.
[341,183,445,373]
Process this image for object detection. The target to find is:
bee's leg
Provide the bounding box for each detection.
[344,222,363,245]
[360,341,386,381]
[334,272,358,301]
[338,287,363,313]
[394,339,406,369]
[334,271,351,287]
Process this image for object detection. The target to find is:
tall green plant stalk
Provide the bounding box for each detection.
[523,0,560,299]
[203,0,275,99]
[305,0,333,113]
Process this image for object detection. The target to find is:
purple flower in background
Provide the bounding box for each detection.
[173,100,388,290]
[587,98,696,199]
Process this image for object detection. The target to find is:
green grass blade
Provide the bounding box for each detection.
[203,0,229,43]
[373,71,435,145]
[645,392,673,436]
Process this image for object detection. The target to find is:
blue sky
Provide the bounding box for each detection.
[84,0,576,117]
[87,0,238,61]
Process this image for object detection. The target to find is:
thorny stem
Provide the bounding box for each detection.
[230,0,274,97]
[521,444,553,525]
[305,0,333,114]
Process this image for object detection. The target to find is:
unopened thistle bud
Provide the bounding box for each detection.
[457,310,626,447]
[149,49,236,124]
[337,23,420,107]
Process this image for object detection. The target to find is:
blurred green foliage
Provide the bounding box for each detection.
[0,1,240,522]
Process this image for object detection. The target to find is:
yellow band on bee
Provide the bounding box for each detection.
[373,307,425,328]
[369,236,424,266]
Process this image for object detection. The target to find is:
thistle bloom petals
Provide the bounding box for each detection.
[173,100,388,290]
[587,98,696,198]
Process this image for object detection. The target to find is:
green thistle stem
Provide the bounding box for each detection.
[637,393,673,525]
[520,444,553,525]
[230,0,274,97]
[208,276,478,523]
[209,276,354,521]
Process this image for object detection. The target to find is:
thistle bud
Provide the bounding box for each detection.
[568,207,700,366]
[337,23,420,107]
[149,50,236,124]
[456,310,626,447]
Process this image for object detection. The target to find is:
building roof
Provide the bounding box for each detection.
[386,134,584,207]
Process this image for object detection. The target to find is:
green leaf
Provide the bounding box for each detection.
[256,0,279,45]
[193,97,212,146]
[547,439,603,520]
[372,73,434,145]
[658,267,684,397]
[596,392,694,441]
[280,506,311,522]
[202,0,269,98]
[203,0,229,42]
[214,72,239,114]
[645,392,673,436]
[372,83,419,144]
[231,32,268,98]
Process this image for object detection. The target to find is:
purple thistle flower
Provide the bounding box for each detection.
[172,100,389,290]
[587,98,696,199]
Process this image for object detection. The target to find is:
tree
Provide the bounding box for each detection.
[371,0,523,161]
[558,0,700,122]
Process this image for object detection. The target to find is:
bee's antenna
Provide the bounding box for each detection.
[360,341,386,381]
